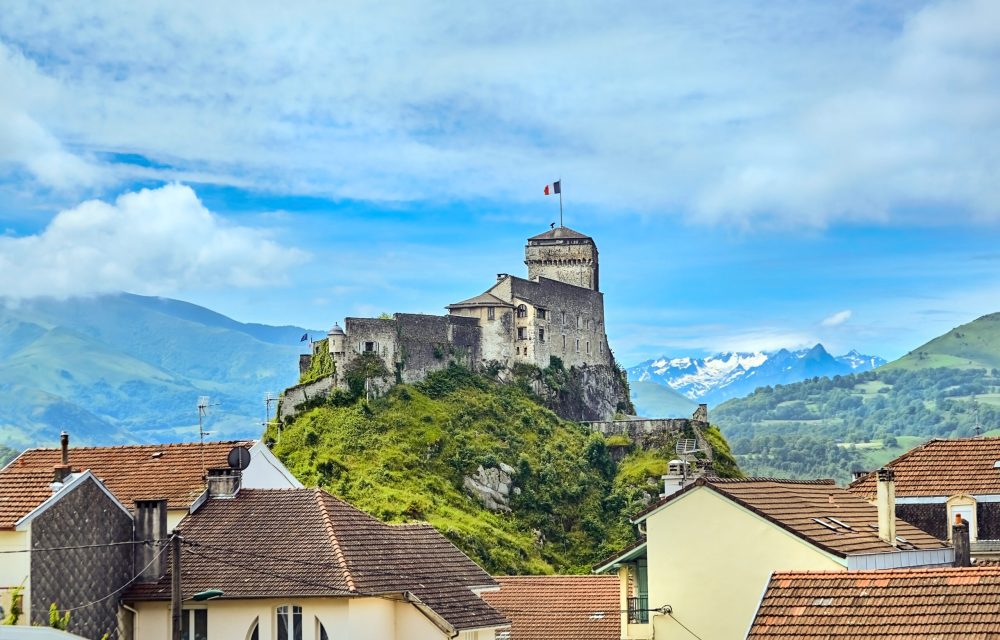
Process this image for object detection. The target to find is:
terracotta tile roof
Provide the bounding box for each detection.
[0,468,60,529]
[635,477,948,557]
[748,567,1000,639]
[849,437,1000,497]
[0,440,251,528]
[127,488,507,632]
[482,575,620,640]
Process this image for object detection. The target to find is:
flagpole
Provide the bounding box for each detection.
[559,179,563,228]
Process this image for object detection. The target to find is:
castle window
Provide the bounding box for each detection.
[487,307,495,320]
[587,340,591,354]
[517,327,527,340]
[600,341,603,354]
[561,310,566,325]
[364,341,376,353]
[539,328,545,342]
[562,335,566,350]
[577,316,583,329]
[516,304,528,318]
[537,308,547,320]
[576,338,580,352]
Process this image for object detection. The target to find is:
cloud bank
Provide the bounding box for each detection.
[0,1,998,226]
[0,184,306,300]
[821,310,853,327]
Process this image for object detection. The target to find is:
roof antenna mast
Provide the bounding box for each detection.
[197,396,218,480]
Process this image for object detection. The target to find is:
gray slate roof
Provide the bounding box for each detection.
[527,226,592,241]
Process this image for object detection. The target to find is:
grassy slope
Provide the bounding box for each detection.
[269,366,740,574]
[884,312,1000,371]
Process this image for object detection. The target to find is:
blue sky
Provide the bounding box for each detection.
[1,1,998,366]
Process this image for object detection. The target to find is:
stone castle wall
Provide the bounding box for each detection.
[525,239,599,290]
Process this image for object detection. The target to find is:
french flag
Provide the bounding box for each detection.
[543,180,561,196]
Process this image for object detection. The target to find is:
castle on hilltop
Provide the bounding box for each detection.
[290,225,628,421]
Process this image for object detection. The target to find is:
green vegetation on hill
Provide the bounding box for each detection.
[268,364,740,574]
[715,367,1000,483]
[885,313,1000,371]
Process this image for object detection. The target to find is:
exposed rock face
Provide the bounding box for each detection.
[531,364,633,422]
[463,462,519,512]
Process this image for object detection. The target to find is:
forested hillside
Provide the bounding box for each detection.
[269,364,740,574]
[714,367,1000,483]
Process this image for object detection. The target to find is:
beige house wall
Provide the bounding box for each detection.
[0,529,30,624]
[644,487,845,640]
[131,595,494,640]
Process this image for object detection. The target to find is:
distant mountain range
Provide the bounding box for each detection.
[0,294,316,449]
[628,344,886,409]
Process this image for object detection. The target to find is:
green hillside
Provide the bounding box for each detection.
[268,364,740,574]
[884,313,1000,371]
[630,380,697,417]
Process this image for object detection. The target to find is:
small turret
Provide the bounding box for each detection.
[327,323,346,357]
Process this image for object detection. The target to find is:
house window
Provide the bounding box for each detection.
[277,605,303,640]
[318,619,330,640]
[537,308,547,320]
[539,328,545,342]
[516,304,528,318]
[247,618,259,640]
[487,307,495,320]
[181,609,207,640]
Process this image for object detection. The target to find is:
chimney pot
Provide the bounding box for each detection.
[876,467,897,547]
[60,431,69,465]
[953,517,971,567]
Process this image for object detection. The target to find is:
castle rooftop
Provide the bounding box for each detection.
[527,226,592,242]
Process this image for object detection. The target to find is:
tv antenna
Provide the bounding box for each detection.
[197,396,219,479]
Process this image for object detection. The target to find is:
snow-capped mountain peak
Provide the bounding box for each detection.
[627,344,885,406]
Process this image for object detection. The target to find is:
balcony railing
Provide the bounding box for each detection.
[628,596,649,624]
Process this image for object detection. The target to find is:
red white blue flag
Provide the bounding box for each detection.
[543,180,561,196]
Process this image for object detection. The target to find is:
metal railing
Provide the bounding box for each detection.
[628,596,649,624]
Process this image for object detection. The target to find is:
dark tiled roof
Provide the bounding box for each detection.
[849,437,1000,497]
[748,567,1000,639]
[635,477,947,557]
[447,292,514,309]
[527,227,592,241]
[482,575,620,640]
[127,489,507,632]
[0,441,251,527]
[593,536,646,572]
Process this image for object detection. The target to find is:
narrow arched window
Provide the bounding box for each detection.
[247,617,259,640]
[317,617,330,640]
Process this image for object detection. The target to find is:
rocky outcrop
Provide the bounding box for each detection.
[529,363,633,422]
[463,463,519,512]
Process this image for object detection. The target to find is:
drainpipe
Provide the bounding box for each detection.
[876,468,896,547]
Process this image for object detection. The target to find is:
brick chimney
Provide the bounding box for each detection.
[876,468,897,546]
[51,431,72,486]
[134,499,168,581]
[952,513,971,567]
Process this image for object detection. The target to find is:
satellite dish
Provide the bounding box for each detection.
[228,446,252,471]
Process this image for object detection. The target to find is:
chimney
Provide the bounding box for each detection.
[51,431,72,487]
[134,499,168,581]
[876,467,897,546]
[953,513,971,567]
[206,468,241,499]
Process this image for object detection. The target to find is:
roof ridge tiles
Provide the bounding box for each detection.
[314,488,356,593]
[25,439,251,452]
[708,476,838,485]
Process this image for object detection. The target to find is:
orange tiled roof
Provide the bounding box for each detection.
[747,567,1000,639]
[482,575,620,640]
[0,440,251,528]
[849,437,1000,497]
[127,488,508,632]
[635,477,947,557]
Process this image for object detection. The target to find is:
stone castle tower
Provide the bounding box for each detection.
[524,226,600,291]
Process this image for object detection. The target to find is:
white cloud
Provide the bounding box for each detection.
[0,1,997,224]
[0,184,307,300]
[821,310,853,327]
